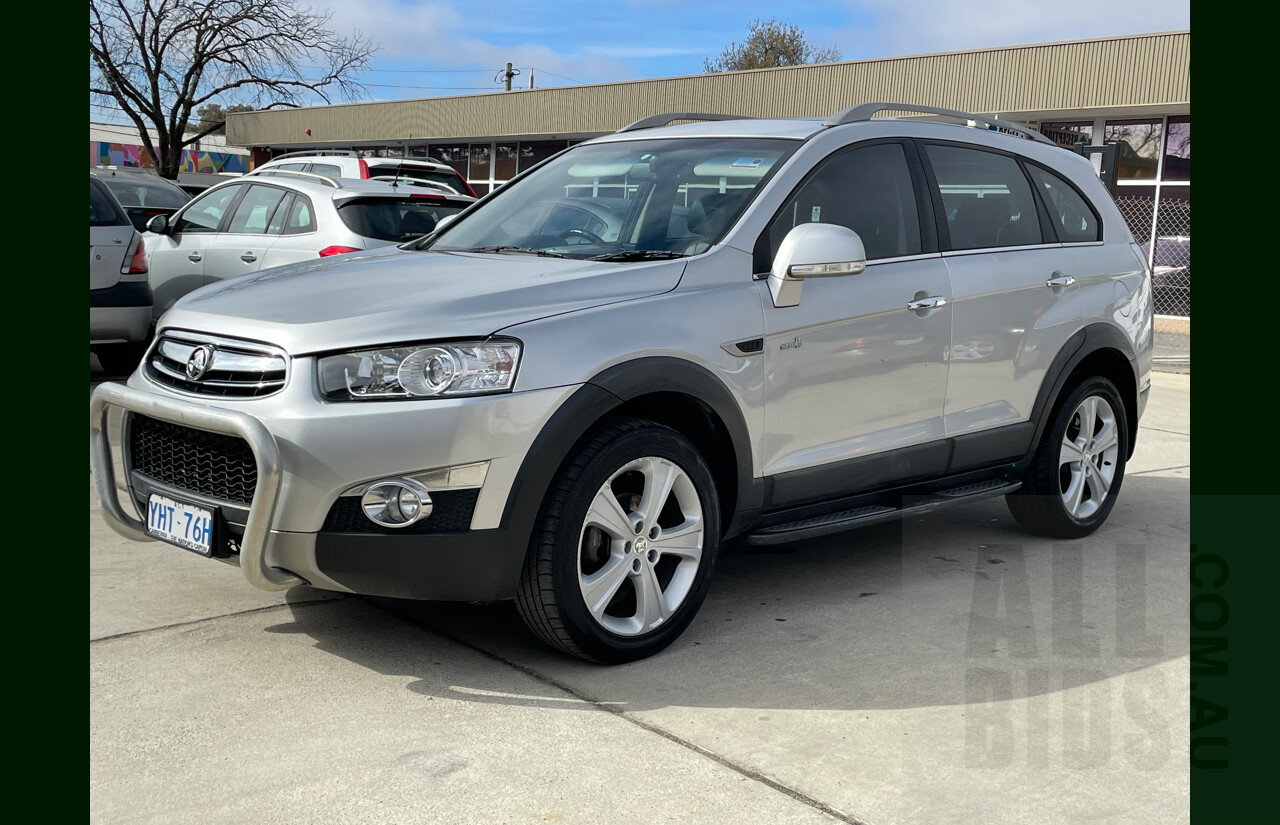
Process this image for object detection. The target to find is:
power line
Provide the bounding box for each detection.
[528,67,587,85]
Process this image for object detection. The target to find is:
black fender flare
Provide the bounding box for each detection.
[500,357,758,545]
[1026,323,1140,461]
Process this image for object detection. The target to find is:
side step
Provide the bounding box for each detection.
[743,480,1021,545]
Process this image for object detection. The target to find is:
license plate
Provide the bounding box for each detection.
[146,494,214,556]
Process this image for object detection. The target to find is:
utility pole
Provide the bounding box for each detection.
[504,62,515,91]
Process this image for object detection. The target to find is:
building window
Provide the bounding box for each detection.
[1163,116,1190,181]
[1104,119,1163,180]
[1040,121,1093,149]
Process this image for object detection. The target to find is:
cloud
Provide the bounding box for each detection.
[830,0,1191,58]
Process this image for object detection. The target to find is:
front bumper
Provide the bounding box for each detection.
[90,375,577,599]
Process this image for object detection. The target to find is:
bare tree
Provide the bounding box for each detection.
[90,0,376,178]
[704,18,841,72]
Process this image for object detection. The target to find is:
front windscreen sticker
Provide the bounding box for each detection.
[811,206,821,222]
[731,157,764,168]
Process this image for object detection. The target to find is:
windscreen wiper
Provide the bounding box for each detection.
[460,245,572,258]
[587,250,689,262]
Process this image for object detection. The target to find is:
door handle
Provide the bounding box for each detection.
[187,253,202,263]
[906,296,947,311]
[1046,273,1075,288]
[240,253,257,263]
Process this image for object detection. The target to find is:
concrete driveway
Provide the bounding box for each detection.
[90,371,1190,824]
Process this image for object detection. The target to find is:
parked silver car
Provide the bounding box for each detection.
[92,104,1153,663]
[90,175,152,374]
[143,171,475,313]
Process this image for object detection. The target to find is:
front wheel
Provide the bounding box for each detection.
[515,419,721,663]
[1006,376,1129,538]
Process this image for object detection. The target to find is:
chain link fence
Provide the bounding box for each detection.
[1114,191,1190,366]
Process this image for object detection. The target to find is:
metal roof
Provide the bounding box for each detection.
[226,31,1190,149]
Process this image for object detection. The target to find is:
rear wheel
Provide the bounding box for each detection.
[1007,376,1128,538]
[515,419,720,663]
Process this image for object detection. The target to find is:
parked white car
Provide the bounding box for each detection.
[254,150,476,196]
[143,171,475,313]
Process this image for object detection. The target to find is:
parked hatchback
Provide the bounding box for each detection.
[93,103,1152,663]
[143,171,475,313]
[254,150,477,196]
[91,167,192,232]
[90,175,152,373]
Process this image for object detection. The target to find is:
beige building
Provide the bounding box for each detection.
[226,30,1191,317]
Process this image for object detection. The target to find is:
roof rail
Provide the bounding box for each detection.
[617,113,752,133]
[824,102,1055,146]
[270,149,358,160]
[247,169,342,188]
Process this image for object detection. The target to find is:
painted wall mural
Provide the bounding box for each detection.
[90,141,248,174]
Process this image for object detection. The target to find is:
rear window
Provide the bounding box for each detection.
[366,164,465,193]
[100,177,190,210]
[337,198,469,242]
[90,179,129,227]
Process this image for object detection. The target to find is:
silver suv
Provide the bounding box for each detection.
[91,103,1153,663]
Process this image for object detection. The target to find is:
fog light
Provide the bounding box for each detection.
[360,479,433,528]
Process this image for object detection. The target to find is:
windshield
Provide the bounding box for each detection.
[425,137,796,260]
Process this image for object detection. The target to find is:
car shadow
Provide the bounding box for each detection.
[274,472,1190,714]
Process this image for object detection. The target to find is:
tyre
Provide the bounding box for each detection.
[1006,376,1128,538]
[93,342,149,376]
[515,418,721,663]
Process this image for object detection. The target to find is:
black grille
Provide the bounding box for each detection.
[322,489,479,534]
[128,415,258,505]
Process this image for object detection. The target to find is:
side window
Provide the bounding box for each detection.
[757,142,922,269]
[276,163,307,172]
[925,144,1043,250]
[267,194,295,235]
[226,185,288,234]
[307,163,342,180]
[174,185,242,234]
[1026,165,1101,242]
[282,194,316,234]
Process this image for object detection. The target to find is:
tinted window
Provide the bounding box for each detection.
[368,167,465,193]
[1026,165,1100,242]
[758,142,922,267]
[100,176,190,209]
[226,185,288,234]
[90,179,129,227]
[281,195,316,234]
[337,198,469,241]
[926,145,1042,250]
[174,185,242,233]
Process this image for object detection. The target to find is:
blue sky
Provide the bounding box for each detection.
[319,0,1190,102]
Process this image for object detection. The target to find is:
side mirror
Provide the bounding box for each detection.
[146,214,169,234]
[768,223,867,308]
[434,214,459,232]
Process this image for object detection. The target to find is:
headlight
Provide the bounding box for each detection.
[318,339,521,400]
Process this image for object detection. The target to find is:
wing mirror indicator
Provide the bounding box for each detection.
[769,224,867,308]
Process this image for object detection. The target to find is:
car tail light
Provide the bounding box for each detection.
[121,233,148,279]
[319,245,361,257]
[359,158,370,179]
[409,193,444,200]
